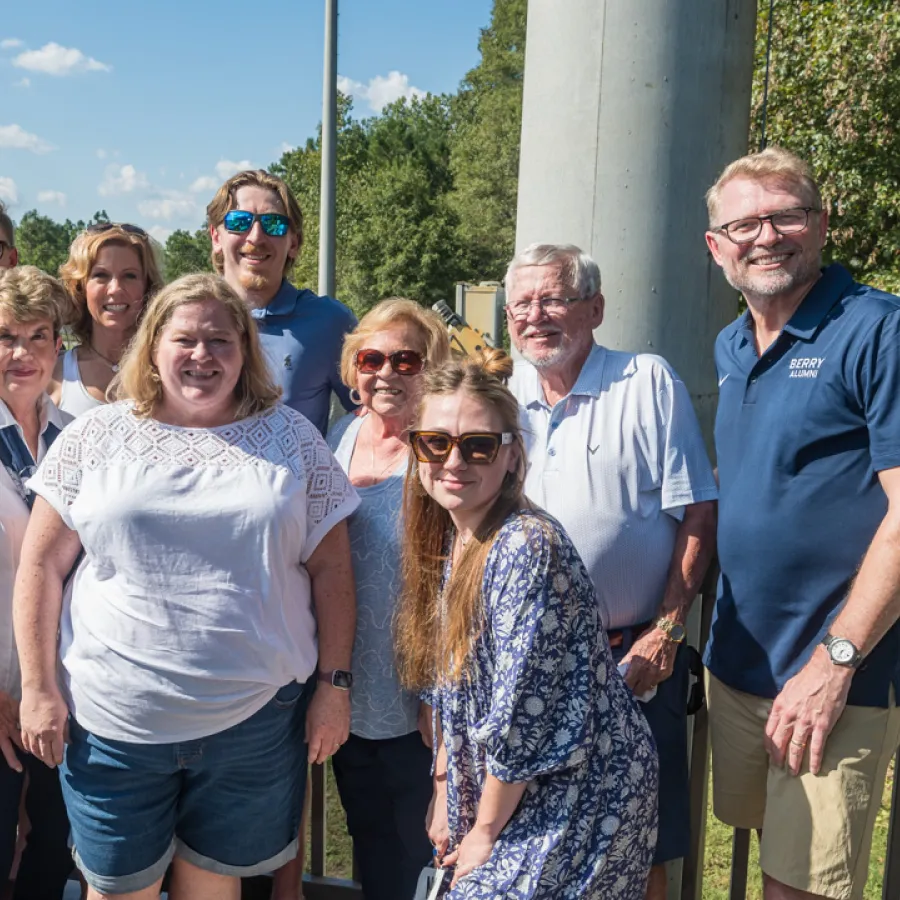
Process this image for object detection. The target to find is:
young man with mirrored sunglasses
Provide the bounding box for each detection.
[207,169,357,436]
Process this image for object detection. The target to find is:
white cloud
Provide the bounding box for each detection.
[337,70,426,113]
[0,177,18,206]
[189,175,218,194]
[0,124,54,153]
[0,39,23,50]
[148,225,173,244]
[278,142,295,155]
[14,78,30,89]
[138,190,200,222]
[214,159,252,180]
[37,190,66,206]
[95,148,107,160]
[98,163,148,196]
[13,42,111,76]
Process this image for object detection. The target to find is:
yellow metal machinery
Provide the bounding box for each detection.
[432,282,506,358]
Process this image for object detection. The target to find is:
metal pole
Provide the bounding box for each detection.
[318,0,337,298]
[515,0,758,449]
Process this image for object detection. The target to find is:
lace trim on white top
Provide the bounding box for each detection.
[38,401,354,524]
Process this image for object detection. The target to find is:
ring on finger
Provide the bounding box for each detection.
[790,738,806,748]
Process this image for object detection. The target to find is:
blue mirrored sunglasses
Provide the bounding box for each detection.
[223,210,290,237]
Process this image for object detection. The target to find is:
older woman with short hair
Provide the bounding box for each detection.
[0,266,73,897]
[49,223,163,415]
[327,298,450,900]
[14,273,359,900]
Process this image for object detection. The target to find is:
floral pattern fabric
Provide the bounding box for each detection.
[434,510,659,899]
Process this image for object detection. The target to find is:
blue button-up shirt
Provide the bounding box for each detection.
[707,264,900,706]
[250,280,357,435]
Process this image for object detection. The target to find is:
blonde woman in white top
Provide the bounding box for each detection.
[15,274,359,900]
[0,267,74,898]
[48,224,163,416]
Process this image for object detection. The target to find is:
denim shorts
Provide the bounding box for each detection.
[60,680,311,894]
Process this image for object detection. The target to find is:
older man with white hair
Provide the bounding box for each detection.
[506,243,718,900]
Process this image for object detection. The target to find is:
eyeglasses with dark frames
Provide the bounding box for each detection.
[355,349,425,376]
[84,223,149,238]
[504,296,584,321]
[713,207,820,245]
[409,431,514,465]
[223,210,291,238]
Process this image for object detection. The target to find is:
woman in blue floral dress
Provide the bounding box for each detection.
[396,349,658,899]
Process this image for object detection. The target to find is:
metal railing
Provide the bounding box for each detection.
[242,570,900,900]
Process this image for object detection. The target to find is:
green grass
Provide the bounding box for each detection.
[309,762,895,897]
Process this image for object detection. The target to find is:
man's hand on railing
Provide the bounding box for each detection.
[764,646,853,776]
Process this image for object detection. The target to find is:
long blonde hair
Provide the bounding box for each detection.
[114,273,281,418]
[395,348,527,689]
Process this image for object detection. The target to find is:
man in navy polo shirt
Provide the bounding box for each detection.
[705,146,900,900]
[208,169,356,436]
[208,170,357,900]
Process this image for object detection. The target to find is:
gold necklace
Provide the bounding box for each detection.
[89,343,121,373]
[366,421,407,482]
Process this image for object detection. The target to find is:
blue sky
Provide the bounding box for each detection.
[0,0,493,243]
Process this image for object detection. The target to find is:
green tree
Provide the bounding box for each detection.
[15,210,109,275]
[274,93,465,315]
[163,228,213,280]
[751,0,900,291]
[448,0,527,283]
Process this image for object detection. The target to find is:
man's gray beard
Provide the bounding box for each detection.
[726,252,822,299]
[519,342,570,369]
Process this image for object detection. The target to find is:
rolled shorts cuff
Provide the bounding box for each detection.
[176,836,299,878]
[75,840,176,895]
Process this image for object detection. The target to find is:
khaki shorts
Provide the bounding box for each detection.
[706,671,900,900]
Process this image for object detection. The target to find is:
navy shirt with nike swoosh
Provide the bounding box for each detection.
[706,264,900,707]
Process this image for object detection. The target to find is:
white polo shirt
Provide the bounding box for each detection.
[510,343,718,630]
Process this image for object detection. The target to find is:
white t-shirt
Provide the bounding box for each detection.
[510,344,718,630]
[0,395,70,699]
[29,401,360,743]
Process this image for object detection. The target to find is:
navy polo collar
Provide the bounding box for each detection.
[252,280,311,319]
[723,264,854,345]
[782,264,853,340]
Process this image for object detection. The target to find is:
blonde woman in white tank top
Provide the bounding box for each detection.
[48,224,163,417]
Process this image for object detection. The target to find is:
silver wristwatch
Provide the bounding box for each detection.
[821,632,863,669]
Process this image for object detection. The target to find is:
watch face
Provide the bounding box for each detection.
[332,670,353,690]
[830,639,856,665]
[669,623,687,642]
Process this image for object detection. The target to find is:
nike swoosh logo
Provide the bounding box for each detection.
[718,374,729,387]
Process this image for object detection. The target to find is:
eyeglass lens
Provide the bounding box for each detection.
[725,208,812,242]
[356,349,424,375]
[412,432,502,464]
[506,297,574,319]
[85,223,149,237]
[223,210,290,237]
